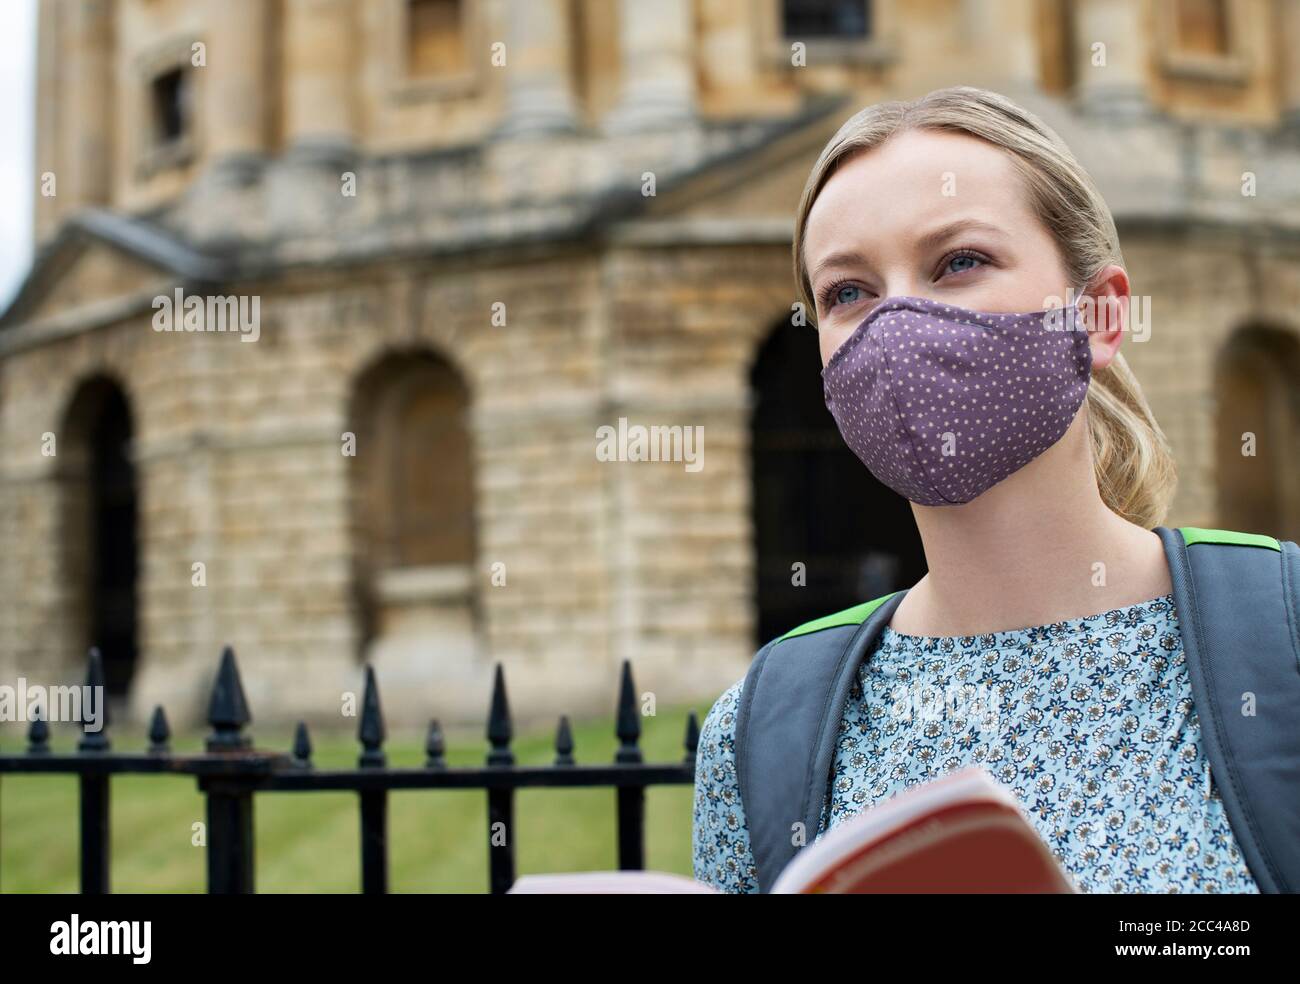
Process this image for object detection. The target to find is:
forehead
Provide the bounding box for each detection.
[803,128,1033,264]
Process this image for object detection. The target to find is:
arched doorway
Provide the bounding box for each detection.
[60,376,139,698]
[348,350,479,697]
[1214,325,1300,542]
[749,320,926,645]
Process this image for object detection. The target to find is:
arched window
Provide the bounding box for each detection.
[405,0,468,79]
[59,376,139,697]
[781,0,871,38]
[1173,0,1231,57]
[749,319,924,645]
[348,350,478,658]
[1214,326,1300,542]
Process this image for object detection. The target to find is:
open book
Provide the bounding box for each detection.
[508,766,1079,893]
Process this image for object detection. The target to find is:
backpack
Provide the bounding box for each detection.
[733,525,1300,893]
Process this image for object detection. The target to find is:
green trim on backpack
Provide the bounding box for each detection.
[776,526,1278,643]
[778,591,902,642]
[1179,526,1280,552]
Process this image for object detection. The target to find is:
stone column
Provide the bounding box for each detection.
[1072,0,1151,119]
[282,0,357,163]
[61,0,115,211]
[192,0,270,243]
[270,0,358,230]
[491,0,581,139]
[603,0,697,134]
[202,0,268,174]
[696,0,761,115]
[958,0,1038,96]
[1281,0,1300,135]
[34,0,63,241]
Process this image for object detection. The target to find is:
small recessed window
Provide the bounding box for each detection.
[1173,0,1230,57]
[782,0,871,38]
[407,0,466,78]
[149,67,191,146]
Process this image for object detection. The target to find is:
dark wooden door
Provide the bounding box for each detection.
[749,320,925,645]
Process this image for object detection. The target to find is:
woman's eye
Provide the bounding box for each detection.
[940,251,987,277]
[826,283,866,309]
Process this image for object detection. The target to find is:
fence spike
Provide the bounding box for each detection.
[292,721,313,766]
[485,662,513,766]
[554,714,575,766]
[206,645,252,751]
[147,705,171,754]
[27,703,50,755]
[78,646,110,752]
[358,665,386,768]
[684,709,700,762]
[424,719,446,769]
[615,659,641,764]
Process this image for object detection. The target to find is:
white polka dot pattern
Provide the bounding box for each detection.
[821,295,1093,506]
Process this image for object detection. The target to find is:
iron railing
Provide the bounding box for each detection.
[0,647,700,893]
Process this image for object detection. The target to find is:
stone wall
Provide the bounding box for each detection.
[9,0,1300,736]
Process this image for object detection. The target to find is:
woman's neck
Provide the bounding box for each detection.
[888,420,1173,638]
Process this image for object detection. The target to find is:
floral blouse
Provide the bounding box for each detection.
[691,592,1259,894]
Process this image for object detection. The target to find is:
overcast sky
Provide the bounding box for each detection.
[0,0,36,312]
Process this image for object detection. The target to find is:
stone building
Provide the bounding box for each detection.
[2,0,1299,731]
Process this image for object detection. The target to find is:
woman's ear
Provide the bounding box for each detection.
[1081,264,1129,372]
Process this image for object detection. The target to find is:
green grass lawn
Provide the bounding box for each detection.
[0,703,705,893]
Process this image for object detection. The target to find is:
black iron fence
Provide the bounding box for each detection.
[0,648,700,894]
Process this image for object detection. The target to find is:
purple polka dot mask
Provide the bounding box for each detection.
[821,294,1093,506]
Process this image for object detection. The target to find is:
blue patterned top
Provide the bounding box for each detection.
[691,592,1259,894]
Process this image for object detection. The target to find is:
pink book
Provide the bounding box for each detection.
[508,766,1079,894]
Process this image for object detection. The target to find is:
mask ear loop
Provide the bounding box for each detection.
[1073,286,1126,335]
[1041,287,1088,333]
[1067,284,1091,333]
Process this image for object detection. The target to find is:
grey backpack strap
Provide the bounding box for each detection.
[734,590,907,893]
[1156,525,1300,894]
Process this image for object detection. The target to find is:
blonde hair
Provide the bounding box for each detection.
[793,85,1177,529]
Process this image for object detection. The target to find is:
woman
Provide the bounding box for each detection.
[691,86,1263,894]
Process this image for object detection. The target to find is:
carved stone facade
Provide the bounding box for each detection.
[3,0,1300,730]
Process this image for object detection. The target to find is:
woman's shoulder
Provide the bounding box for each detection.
[692,674,761,893]
[699,676,745,744]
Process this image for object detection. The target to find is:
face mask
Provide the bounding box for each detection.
[820,294,1092,506]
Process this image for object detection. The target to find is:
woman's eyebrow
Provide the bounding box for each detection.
[808,247,875,284]
[808,219,1008,284]
[914,218,1009,254]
